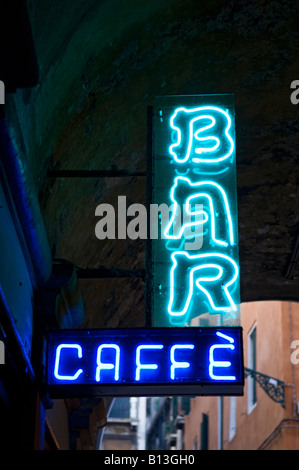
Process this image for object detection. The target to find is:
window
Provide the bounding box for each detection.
[109,397,130,418]
[248,323,257,413]
[200,413,209,450]
[217,397,223,450]
[193,437,198,450]
[229,396,236,441]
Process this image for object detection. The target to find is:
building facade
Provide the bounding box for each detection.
[101,397,147,451]
[184,301,299,450]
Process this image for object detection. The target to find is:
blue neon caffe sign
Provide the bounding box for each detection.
[47,327,244,397]
[152,94,240,327]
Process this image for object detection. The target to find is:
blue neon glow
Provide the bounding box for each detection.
[170,344,195,379]
[216,331,235,343]
[168,251,239,318]
[54,344,83,381]
[47,327,243,393]
[209,332,236,381]
[135,344,164,381]
[95,344,120,382]
[169,106,234,164]
[164,176,234,246]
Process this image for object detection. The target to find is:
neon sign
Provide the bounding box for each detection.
[152,95,240,327]
[46,327,244,397]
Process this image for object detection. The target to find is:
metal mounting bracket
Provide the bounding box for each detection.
[244,367,285,407]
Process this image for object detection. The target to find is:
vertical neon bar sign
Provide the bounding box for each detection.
[152,95,240,327]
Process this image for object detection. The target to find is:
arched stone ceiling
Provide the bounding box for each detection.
[6,0,299,329]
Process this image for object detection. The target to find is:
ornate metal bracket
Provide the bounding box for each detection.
[244,367,285,408]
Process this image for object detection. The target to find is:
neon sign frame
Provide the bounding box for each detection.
[151,94,240,327]
[46,327,244,398]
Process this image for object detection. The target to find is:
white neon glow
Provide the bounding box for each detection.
[209,332,236,381]
[168,251,239,317]
[164,177,234,246]
[170,344,195,380]
[135,344,164,381]
[169,106,234,164]
[95,344,120,382]
[54,344,83,381]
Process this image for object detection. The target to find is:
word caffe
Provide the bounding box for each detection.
[47,328,244,397]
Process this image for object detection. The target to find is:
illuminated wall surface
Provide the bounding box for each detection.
[152,94,240,327]
[47,327,244,397]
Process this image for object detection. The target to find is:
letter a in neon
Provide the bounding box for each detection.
[164,176,234,247]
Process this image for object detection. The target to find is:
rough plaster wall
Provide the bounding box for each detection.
[6,0,299,328]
